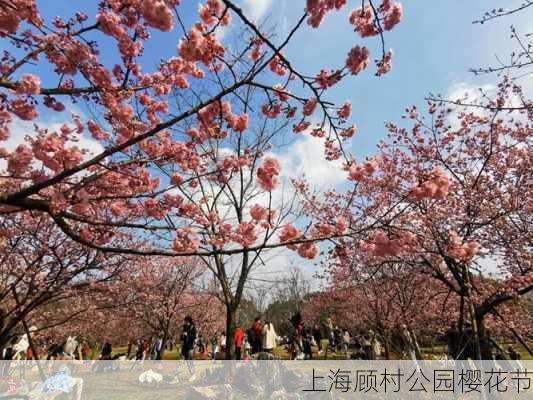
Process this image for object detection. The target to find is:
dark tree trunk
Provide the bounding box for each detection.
[160,331,168,360]
[225,303,237,360]
[383,330,391,359]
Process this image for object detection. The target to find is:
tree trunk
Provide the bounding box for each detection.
[464,271,482,360]
[225,303,237,360]
[383,330,391,359]
[410,329,423,360]
[160,330,168,360]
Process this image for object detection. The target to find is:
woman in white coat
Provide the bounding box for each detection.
[262,321,279,353]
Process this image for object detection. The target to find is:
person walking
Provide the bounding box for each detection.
[361,335,372,360]
[302,327,314,360]
[234,325,245,360]
[288,313,304,359]
[251,317,263,354]
[262,321,279,354]
[100,341,112,360]
[312,324,323,355]
[371,332,382,359]
[154,336,163,360]
[325,317,335,356]
[342,330,351,358]
[211,332,220,360]
[220,332,226,355]
[170,316,196,384]
[400,324,422,361]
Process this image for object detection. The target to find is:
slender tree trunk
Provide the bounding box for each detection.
[410,329,423,360]
[464,270,482,360]
[458,294,465,333]
[383,330,391,359]
[225,303,237,360]
[160,331,168,360]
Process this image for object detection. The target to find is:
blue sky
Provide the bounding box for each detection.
[29,0,533,158]
[267,0,533,156]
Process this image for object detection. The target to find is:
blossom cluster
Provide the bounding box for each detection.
[411,167,451,200]
[257,157,281,191]
[359,230,417,257]
[447,231,480,261]
[346,158,378,181]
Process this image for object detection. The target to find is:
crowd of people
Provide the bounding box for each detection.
[167,313,387,361]
[1,316,525,364]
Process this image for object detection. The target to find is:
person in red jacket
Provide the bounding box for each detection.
[251,317,263,354]
[233,325,245,360]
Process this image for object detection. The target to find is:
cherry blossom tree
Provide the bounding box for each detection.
[0,0,403,255]
[114,256,224,357]
[310,79,531,359]
[0,0,405,358]
[0,213,126,355]
[304,260,455,358]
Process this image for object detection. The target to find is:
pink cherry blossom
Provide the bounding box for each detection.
[199,0,230,27]
[349,5,379,37]
[345,46,369,75]
[16,74,41,95]
[232,221,257,248]
[306,0,347,28]
[173,227,199,253]
[178,24,225,65]
[269,55,287,76]
[303,97,318,116]
[447,231,480,261]
[273,84,290,101]
[297,242,319,259]
[232,114,249,132]
[340,124,357,138]
[9,98,38,120]
[261,103,282,118]
[315,69,342,89]
[250,204,269,222]
[337,101,351,119]
[250,37,263,61]
[383,2,403,31]
[315,223,335,236]
[376,50,394,76]
[257,157,281,191]
[279,223,302,242]
[142,0,174,31]
[7,144,33,175]
[411,167,450,200]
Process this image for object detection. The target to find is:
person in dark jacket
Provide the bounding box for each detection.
[181,316,197,358]
[302,327,314,360]
[445,322,460,359]
[250,317,263,354]
[100,342,112,360]
[170,316,196,384]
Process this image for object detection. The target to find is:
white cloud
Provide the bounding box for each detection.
[276,134,346,189]
[240,0,274,23]
[447,82,497,104]
[445,80,532,129]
